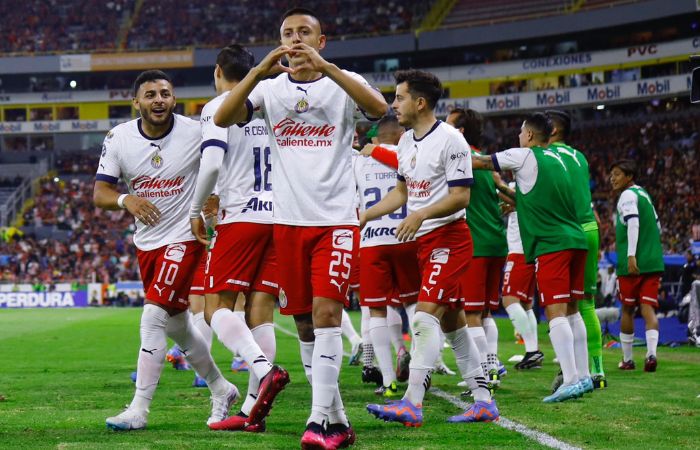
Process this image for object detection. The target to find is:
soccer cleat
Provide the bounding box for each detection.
[447,400,500,423]
[543,383,581,403]
[348,341,363,366]
[367,398,423,427]
[644,355,657,372]
[515,350,544,370]
[497,361,508,378]
[550,370,564,394]
[361,366,383,386]
[193,374,208,388]
[300,422,327,450]
[396,347,411,382]
[487,369,501,388]
[618,359,636,370]
[325,422,356,449]
[106,408,147,431]
[375,381,399,398]
[230,357,249,372]
[207,383,240,426]
[592,374,608,389]
[208,412,265,432]
[579,376,594,394]
[166,345,191,371]
[130,371,137,383]
[434,360,456,376]
[247,365,289,425]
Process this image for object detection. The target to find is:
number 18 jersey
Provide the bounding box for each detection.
[353,144,407,247]
[201,92,272,225]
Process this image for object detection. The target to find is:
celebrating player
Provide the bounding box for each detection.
[365,69,497,427]
[189,44,289,431]
[211,8,387,448]
[610,159,663,372]
[94,70,239,430]
[472,113,591,403]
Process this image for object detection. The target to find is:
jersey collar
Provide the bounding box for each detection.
[137,116,175,141]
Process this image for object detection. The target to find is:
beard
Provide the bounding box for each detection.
[140,105,174,128]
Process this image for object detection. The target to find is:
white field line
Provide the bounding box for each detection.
[429,387,583,450]
[273,323,351,357]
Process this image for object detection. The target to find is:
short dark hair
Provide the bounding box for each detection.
[523,112,553,144]
[610,159,636,178]
[133,70,172,97]
[216,44,254,82]
[449,108,483,146]
[376,115,403,143]
[280,7,323,32]
[546,109,571,139]
[394,69,443,110]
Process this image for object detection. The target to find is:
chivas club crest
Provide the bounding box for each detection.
[151,153,163,169]
[294,97,310,113]
[410,155,417,169]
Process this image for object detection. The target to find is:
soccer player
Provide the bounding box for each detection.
[94,70,239,430]
[610,159,663,372]
[354,115,420,397]
[189,44,289,432]
[211,9,387,448]
[365,69,498,426]
[547,110,605,388]
[446,108,508,387]
[500,183,543,369]
[472,113,591,403]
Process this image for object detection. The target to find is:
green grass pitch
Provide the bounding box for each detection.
[0,308,697,449]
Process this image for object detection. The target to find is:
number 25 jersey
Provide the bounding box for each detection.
[201,92,272,225]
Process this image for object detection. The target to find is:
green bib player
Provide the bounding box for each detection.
[547,110,607,389]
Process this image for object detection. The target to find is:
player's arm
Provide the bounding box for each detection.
[361,144,398,170]
[397,185,470,242]
[93,181,161,226]
[189,147,225,245]
[492,172,515,199]
[361,180,407,228]
[213,45,292,127]
[290,43,387,118]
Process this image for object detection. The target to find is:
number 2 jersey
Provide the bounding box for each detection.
[246,72,374,227]
[201,92,272,225]
[353,144,407,247]
[95,115,200,251]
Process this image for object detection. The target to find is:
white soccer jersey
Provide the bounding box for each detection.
[505,181,524,254]
[491,147,538,193]
[396,121,473,237]
[354,144,407,247]
[201,92,272,225]
[247,72,374,226]
[96,115,200,251]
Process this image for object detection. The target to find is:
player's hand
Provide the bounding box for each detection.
[360,144,376,157]
[627,256,640,275]
[254,45,293,79]
[202,194,219,220]
[396,211,425,242]
[500,202,514,215]
[123,195,161,226]
[190,217,211,246]
[289,43,330,74]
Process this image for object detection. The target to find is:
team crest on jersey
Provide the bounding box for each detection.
[151,153,163,169]
[278,288,288,308]
[294,98,310,113]
[101,144,107,157]
[410,155,417,169]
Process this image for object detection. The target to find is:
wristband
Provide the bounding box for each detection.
[117,194,128,209]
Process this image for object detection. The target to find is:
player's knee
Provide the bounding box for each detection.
[294,314,315,341]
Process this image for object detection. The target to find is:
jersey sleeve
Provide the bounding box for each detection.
[243,81,267,124]
[492,147,531,172]
[617,189,638,224]
[343,70,382,121]
[444,134,473,187]
[200,99,229,153]
[95,128,121,184]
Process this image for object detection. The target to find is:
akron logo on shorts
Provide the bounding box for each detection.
[430,248,450,264]
[332,229,354,251]
[164,243,186,263]
[278,288,288,308]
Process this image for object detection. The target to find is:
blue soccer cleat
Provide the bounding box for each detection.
[543,383,581,403]
[130,371,137,383]
[193,374,208,388]
[497,361,508,378]
[447,400,500,423]
[230,356,249,372]
[367,398,423,427]
[579,376,594,394]
[166,345,191,371]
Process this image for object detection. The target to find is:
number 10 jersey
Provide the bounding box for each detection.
[200,92,272,225]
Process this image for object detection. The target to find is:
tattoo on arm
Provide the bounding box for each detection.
[472,154,495,170]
